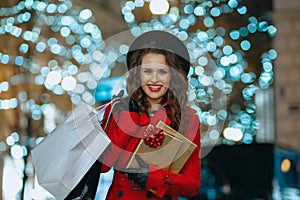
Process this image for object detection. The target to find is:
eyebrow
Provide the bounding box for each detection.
[141,65,169,69]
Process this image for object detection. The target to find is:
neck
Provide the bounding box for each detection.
[148,103,162,118]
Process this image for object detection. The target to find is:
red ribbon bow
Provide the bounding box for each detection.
[143,124,165,148]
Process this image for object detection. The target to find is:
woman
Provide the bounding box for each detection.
[99,30,201,200]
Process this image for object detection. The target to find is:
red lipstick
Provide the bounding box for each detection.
[148,84,162,92]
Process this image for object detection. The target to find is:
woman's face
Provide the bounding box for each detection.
[140,53,171,105]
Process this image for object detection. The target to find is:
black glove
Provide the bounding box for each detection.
[110,90,128,112]
[123,154,149,189]
[112,90,125,100]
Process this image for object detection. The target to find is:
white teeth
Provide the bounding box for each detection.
[149,85,161,89]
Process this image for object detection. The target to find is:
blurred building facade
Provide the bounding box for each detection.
[273,0,300,151]
[273,0,300,198]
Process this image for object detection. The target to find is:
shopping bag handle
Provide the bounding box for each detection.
[95,90,125,130]
[95,90,124,112]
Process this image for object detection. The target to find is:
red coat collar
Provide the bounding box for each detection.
[116,102,171,135]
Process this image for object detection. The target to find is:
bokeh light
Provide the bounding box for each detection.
[149,0,169,15]
[0,0,277,167]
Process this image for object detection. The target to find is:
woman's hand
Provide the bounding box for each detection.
[122,154,149,189]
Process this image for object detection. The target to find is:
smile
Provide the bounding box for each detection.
[148,84,162,92]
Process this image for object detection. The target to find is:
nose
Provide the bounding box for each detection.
[150,71,159,82]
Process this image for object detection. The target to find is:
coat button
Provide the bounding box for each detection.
[117,190,124,197]
[146,191,153,198]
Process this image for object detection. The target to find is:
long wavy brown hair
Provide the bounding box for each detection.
[126,48,190,133]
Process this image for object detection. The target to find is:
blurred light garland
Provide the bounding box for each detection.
[119,0,277,145]
[0,0,111,155]
[0,0,277,155]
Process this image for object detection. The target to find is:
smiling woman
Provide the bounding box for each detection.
[97,30,201,200]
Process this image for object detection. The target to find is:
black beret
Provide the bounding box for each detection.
[126,30,190,75]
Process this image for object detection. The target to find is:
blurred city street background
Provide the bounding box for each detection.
[0,0,299,199]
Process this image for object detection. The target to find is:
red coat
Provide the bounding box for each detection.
[99,101,201,200]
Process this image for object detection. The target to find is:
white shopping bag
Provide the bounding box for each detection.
[31,102,111,200]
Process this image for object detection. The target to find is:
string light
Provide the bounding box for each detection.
[0,0,112,157]
[223,127,243,142]
[149,0,169,15]
[0,0,277,155]
[120,0,276,145]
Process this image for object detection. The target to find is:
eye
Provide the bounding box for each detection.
[142,68,152,74]
[159,69,169,75]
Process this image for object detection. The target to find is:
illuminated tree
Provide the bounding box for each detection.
[0,0,108,198]
[119,0,276,145]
